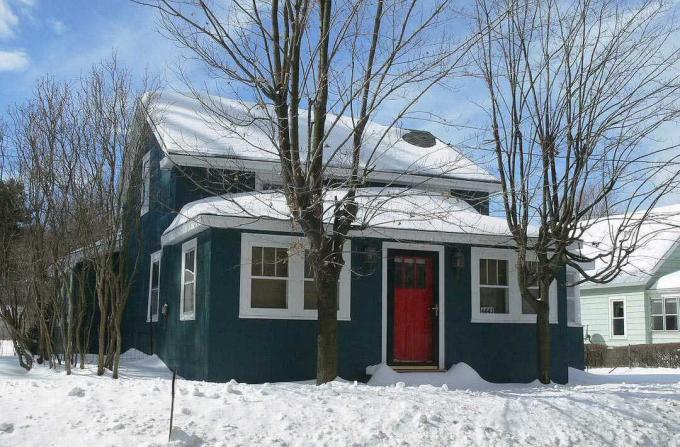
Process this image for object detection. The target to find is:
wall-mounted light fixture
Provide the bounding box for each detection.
[451,247,465,277]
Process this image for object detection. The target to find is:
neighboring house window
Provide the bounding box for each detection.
[479,258,509,314]
[180,239,197,320]
[566,269,581,326]
[141,152,151,215]
[471,247,557,323]
[147,251,161,322]
[651,296,679,331]
[239,234,351,320]
[610,298,625,336]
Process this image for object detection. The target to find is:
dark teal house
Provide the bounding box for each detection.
[122,92,584,384]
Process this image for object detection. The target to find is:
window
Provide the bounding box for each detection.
[611,299,625,336]
[521,261,539,315]
[141,152,150,215]
[566,269,581,326]
[651,296,679,331]
[470,247,558,323]
[251,246,288,309]
[180,239,197,320]
[479,259,509,314]
[239,234,350,319]
[147,251,161,322]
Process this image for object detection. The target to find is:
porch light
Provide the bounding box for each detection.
[364,246,379,265]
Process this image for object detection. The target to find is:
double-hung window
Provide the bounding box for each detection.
[479,258,509,314]
[147,251,161,322]
[141,152,150,215]
[651,296,679,331]
[240,234,350,320]
[180,239,197,321]
[471,247,557,323]
[610,298,626,337]
[566,269,581,326]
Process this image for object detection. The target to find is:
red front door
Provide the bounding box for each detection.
[392,254,436,364]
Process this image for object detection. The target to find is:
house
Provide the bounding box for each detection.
[580,205,680,346]
[121,91,584,384]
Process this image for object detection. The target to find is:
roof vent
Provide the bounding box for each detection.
[402,129,436,148]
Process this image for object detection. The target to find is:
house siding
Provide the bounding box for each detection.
[580,287,648,346]
[125,228,579,384]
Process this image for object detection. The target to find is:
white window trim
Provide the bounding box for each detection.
[650,295,679,332]
[470,247,558,324]
[179,238,197,321]
[239,233,351,320]
[609,297,627,338]
[147,250,162,323]
[566,268,582,327]
[141,152,151,216]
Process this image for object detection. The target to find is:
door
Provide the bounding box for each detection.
[390,252,437,365]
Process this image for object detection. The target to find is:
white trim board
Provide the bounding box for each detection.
[381,242,445,369]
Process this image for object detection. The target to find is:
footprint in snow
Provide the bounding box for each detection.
[0,423,14,434]
[68,387,85,397]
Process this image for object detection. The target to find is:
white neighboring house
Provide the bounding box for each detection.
[580,205,680,346]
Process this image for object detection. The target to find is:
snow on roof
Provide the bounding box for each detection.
[580,204,680,288]
[144,91,497,183]
[163,188,517,244]
[649,270,680,290]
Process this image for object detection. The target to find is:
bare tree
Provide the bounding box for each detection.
[133,0,484,383]
[474,0,680,383]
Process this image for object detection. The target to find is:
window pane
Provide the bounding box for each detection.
[184,250,195,273]
[276,248,288,277]
[151,261,160,288]
[651,299,663,315]
[150,289,159,317]
[613,318,624,336]
[404,259,414,288]
[304,281,339,310]
[394,258,403,288]
[526,262,538,288]
[415,260,426,289]
[497,260,507,286]
[480,287,508,313]
[262,247,276,276]
[522,294,536,314]
[479,259,487,285]
[304,250,313,279]
[251,246,262,276]
[567,299,576,322]
[612,301,624,318]
[183,283,194,314]
[251,278,287,309]
[184,267,194,284]
[652,315,664,331]
[666,315,678,331]
[665,299,677,315]
[487,259,497,286]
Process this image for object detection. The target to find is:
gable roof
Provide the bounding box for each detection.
[161,188,519,246]
[580,204,680,289]
[144,91,498,185]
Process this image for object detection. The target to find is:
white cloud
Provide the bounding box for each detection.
[48,18,65,35]
[0,0,19,39]
[0,49,28,71]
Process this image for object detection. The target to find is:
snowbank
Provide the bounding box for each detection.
[1,351,680,445]
[366,362,520,390]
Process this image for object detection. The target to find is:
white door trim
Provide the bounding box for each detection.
[381,242,445,369]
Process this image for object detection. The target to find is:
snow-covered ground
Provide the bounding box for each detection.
[1,341,679,447]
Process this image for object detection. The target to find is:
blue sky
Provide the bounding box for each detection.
[0,0,197,116]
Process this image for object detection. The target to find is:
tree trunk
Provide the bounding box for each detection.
[96,283,108,375]
[316,276,338,384]
[112,315,122,379]
[536,293,551,384]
